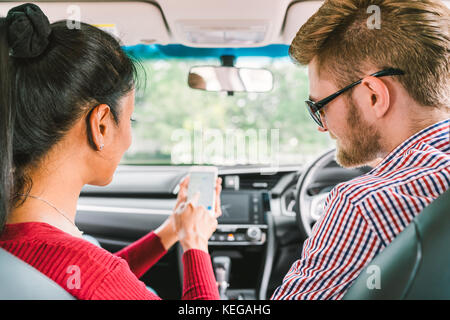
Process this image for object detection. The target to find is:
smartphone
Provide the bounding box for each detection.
[187,166,218,216]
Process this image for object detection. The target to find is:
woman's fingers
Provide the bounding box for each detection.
[180,175,190,190]
[187,192,200,209]
[178,176,189,199]
[174,176,221,251]
[214,192,222,218]
[214,178,222,218]
[174,176,190,211]
[216,177,222,189]
[174,199,216,253]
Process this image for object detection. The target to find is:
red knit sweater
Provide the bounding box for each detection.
[0,222,220,300]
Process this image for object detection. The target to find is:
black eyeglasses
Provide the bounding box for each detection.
[305,68,405,128]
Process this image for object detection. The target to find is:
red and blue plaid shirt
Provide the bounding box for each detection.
[271,118,450,300]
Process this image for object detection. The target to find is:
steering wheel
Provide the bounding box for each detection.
[294,149,373,238]
[295,149,337,238]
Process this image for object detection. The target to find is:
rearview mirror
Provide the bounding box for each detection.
[188,66,273,93]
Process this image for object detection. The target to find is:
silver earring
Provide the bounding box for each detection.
[99,144,104,151]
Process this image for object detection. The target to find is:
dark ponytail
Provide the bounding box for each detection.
[0,18,15,233]
[0,3,137,233]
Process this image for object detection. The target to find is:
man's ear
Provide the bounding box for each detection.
[361,76,390,118]
[87,104,111,151]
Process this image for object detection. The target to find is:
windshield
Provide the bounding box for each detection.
[121,45,334,166]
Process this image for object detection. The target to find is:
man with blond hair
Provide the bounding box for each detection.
[272,0,450,300]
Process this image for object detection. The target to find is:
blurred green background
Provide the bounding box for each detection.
[121,54,334,166]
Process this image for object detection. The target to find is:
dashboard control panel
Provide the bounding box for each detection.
[209,224,267,246]
[209,190,270,246]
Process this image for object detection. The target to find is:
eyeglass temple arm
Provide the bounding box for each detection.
[315,68,405,109]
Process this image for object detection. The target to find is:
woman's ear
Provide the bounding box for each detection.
[361,76,390,119]
[87,104,111,151]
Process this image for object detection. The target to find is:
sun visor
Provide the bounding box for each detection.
[282,1,323,45]
[0,1,170,46]
[283,0,450,45]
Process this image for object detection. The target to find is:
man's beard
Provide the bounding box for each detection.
[334,98,383,168]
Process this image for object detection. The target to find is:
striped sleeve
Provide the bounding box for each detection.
[271,188,382,300]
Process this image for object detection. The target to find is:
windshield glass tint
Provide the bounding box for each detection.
[121,53,333,166]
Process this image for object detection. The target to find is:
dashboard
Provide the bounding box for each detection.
[75,160,366,299]
[76,165,302,299]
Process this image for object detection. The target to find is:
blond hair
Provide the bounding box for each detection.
[290,0,450,108]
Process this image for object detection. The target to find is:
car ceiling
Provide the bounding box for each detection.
[1,1,449,48]
[0,0,325,47]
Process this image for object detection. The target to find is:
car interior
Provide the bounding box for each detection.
[0,0,449,300]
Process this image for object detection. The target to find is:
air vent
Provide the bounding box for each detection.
[234,172,284,190]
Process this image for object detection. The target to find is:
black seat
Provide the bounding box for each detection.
[344,189,450,300]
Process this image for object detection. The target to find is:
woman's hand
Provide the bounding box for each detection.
[155,176,222,252]
[173,194,216,253]
[174,176,223,218]
[173,176,222,253]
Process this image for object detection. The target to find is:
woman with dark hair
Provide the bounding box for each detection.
[0,3,221,300]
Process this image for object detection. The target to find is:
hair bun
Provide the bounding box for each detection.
[6,3,52,58]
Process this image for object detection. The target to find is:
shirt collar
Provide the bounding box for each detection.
[370,118,449,175]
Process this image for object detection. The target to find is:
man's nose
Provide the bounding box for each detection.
[318,114,328,132]
[317,111,328,132]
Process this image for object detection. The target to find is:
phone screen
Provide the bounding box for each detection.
[187,170,217,215]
